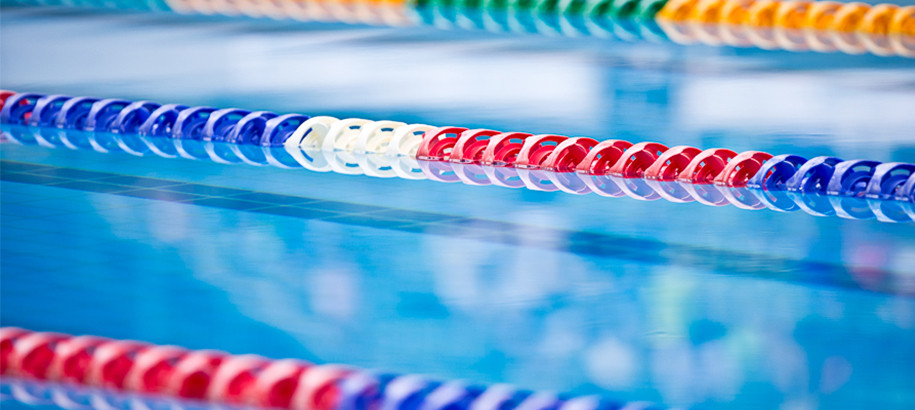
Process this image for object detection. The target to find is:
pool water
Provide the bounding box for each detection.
[2,5,915,410]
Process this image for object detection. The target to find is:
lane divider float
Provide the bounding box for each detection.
[2,91,913,223]
[0,327,663,410]
[51,0,915,57]
[6,0,913,57]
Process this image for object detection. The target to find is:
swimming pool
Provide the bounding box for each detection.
[2,5,915,410]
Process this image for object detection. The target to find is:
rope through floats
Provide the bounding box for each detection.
[10,0,908,57]
[2,91,913,223]
[5,0,913,56]
[0,327,662,410]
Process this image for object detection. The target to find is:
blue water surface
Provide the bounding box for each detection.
[1,5,915,410]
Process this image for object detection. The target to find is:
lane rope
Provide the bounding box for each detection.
[7,0,911,57]
[2,91,913,223]
[0,327,664,410]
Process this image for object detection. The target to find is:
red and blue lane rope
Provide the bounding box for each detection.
[1,91,913,214]
[0,328,664,410]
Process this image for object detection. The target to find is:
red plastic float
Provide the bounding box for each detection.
[0,327,30,374]
[415,126,468,161]
[208,355,272,404]
[644,146,702,181]
[50,335,111,384]
[125,345,189,393]
[251,360,310,409]
[479,132,533,166]
[8,332,68,379]
[87,340,149,389]
[167,350,227,399]
[514,134,568,169]
[574,140,633,175]
[0,90,16,111]
[713,151,774,187]
[677,148,738,184]
[449,129,500,164]
[292,365,352,410]
[541,137,599,172]
[608,142,669,178]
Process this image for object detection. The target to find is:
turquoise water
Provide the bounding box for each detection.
[2,5,915,410]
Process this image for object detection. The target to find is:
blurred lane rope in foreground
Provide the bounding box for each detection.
[0,328,667,410]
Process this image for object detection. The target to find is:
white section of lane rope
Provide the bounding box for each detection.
[283,117,430,179]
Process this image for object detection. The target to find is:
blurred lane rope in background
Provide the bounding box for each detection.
[3,0,913,56]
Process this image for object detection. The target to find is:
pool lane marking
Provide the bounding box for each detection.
[0,159,902,295]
